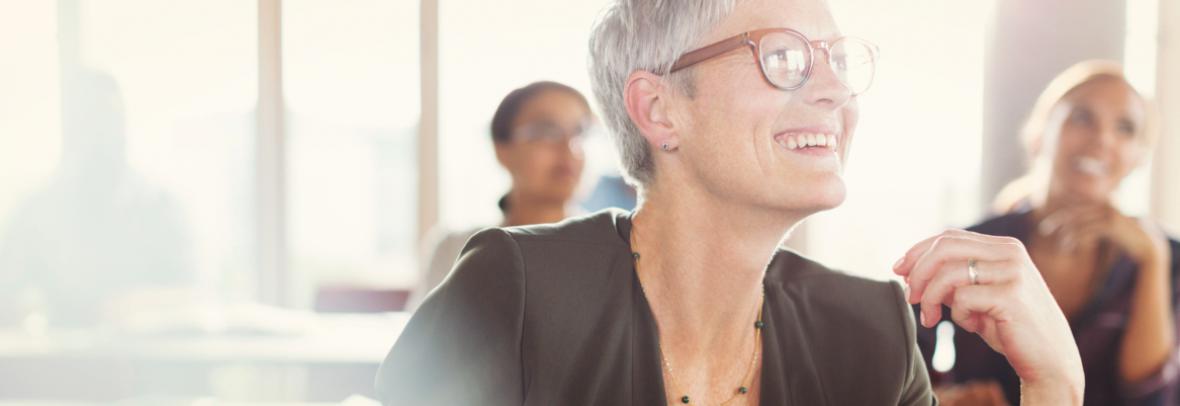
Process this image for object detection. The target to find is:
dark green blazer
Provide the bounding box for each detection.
[376,209,935,405]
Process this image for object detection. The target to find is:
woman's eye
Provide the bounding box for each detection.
[1068,109,1093,126]
[1117,120,1137,137]
[764,49,790,63]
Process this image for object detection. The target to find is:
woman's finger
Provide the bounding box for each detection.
[1039,204,1115,240]
[1037,204,1107,236]
[949,284,1022,355]
[894,229,991,276]
[1058,221,1110,251]
[951,284,1009,317]
[1054,208,1116,250]
[949,302,984,334]
[895,229,1019,276]
[918,258,1017,327]
[895,232,954,276]
[907,235,1021,303]
[1036,207,1079,236]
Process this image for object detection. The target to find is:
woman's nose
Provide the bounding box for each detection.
[1094,124,1121,149]
[802,55,853,108]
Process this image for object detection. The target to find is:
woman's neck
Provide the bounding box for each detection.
[502,190,568,227]
[631,182,805,349]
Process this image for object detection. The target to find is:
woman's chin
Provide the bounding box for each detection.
[807,186,847,212]
[770,178,847,214]
[1060,178,1116,205]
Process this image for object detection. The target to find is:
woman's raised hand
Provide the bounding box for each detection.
[894,229,1084,405]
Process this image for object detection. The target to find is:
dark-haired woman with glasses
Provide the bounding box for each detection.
[406,81,594,311]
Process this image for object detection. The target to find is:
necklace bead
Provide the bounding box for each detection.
[631,218,763,406]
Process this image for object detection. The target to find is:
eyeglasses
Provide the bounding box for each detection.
[512,120,595,146]
[670,28,879,95]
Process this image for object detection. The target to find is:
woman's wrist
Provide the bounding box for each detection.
[1020,352,1085,406]
[1020,374,1084,406]
[1134,248,1171,279]
[1129,220,1171,271]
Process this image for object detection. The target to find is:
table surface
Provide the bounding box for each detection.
[0,311,410,365]
[0,397,379,406]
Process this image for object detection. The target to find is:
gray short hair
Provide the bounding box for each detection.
[588,0,737,187]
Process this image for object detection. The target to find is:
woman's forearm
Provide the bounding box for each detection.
[1118,253,1175,383]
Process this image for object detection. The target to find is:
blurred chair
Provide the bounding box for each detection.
[314,287,411,313]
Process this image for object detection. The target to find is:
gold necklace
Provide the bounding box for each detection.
[630,216,765,405]
[658,303,764,405]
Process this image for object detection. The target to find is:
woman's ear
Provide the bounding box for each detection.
[624,71,678,150]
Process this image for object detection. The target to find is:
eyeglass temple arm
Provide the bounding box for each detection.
[669,33,753,73]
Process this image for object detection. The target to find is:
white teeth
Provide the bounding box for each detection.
[777,132,839,150]
[1074,157,1107,176]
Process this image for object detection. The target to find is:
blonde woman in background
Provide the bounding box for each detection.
[919,60,1178,405]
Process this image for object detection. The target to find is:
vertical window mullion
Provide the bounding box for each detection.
[258,0,288,306]
[418,0,440,257]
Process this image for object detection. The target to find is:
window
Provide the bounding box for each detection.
[1117,0,1160,216]
[284,0,420,300]
[802,1,992,280]
[0,0,258,324]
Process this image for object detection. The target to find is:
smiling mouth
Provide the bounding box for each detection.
[1073,157,1108,177]
[774,131,840,152]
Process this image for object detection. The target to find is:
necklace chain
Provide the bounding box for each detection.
[630,214,765,405]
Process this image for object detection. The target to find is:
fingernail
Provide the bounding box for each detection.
[920,311,927,326]
[893,257,905,270]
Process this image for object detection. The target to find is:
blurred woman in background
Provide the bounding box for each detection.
[920,60,1179,405]
[407,81,593,310]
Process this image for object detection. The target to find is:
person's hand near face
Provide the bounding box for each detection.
[1037,203,1170,267]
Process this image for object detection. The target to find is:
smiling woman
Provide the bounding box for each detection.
[375,0,1084,404]
[920,61,1180,406]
